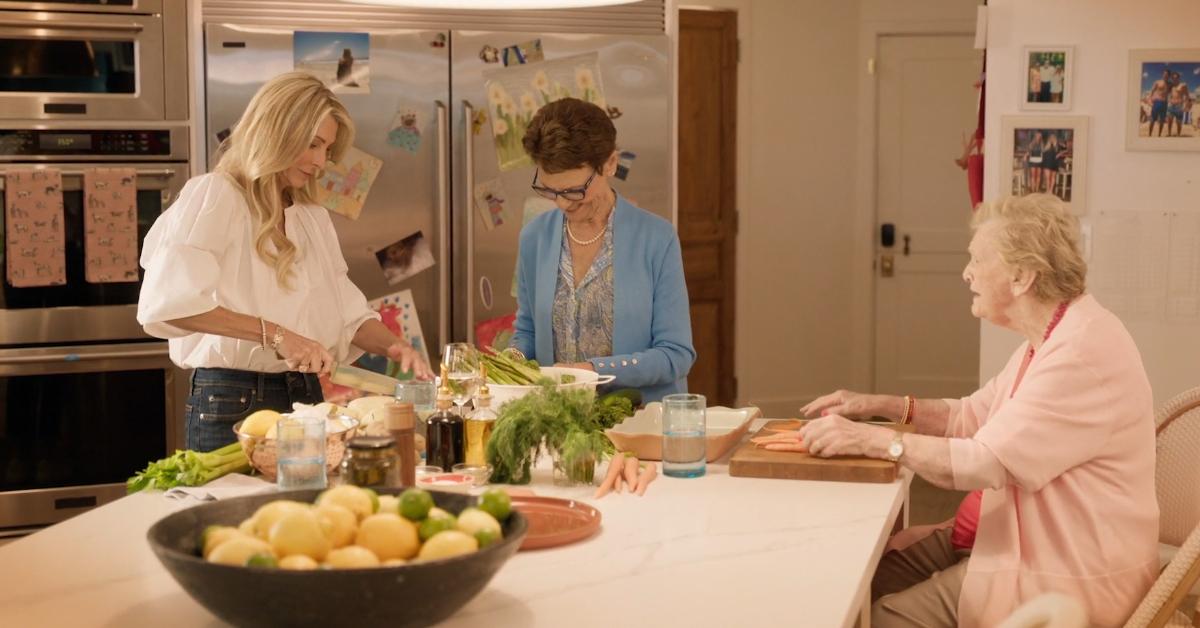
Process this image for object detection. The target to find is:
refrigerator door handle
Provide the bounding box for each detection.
[462,100,476,345]
[436,100,450,350]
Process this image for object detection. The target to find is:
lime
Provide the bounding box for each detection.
[245,553,278,568]
[418,514,457,542]
[474,528,501,549]
[399,488,434,521]
[478,488,512,522]
[363,488,380,514]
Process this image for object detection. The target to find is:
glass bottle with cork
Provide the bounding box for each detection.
[464,364,497,466]
[425,364,465,471]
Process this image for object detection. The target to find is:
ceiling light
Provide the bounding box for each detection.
[345,0,640,9]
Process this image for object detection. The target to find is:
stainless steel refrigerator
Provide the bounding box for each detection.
[202,2,673,357]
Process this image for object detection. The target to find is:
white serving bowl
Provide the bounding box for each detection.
[487,366,615,409]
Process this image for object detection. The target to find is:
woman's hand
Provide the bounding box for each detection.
[800,389,886,419]
[799,415,891,459]
[386,342,434,380]
[554,361,595,372]
[277,328,335,376]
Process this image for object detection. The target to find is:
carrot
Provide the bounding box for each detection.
[593,452,626,499]
[634,462,658,496]
[763,442,808,453]
[623,455,640,490]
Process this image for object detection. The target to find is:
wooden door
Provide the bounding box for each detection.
[679,9,737,406]
[873,35,981,398]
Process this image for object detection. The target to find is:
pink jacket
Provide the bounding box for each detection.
[945,295,1158,627]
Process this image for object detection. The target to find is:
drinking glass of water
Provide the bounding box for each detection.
[662,393,707,478]
[276,414,327,490]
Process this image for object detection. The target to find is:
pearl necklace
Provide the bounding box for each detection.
[565,221,606,246]
[565,194,615,246]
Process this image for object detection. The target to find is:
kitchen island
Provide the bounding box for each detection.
[0,430,908,628]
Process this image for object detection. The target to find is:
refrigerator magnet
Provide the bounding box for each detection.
[479,45,500,64]
[501,39,544,67]
[473,178,509,231]
[375,230,435,286]
[294,31,371,95]
[615,151,638,181]
[479,276,494,311]
[471,110,488,136]
[388,109,421,154]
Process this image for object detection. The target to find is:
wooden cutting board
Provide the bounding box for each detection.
[728,419,915,484]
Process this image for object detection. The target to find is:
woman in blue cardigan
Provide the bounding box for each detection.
[510,98,695,402]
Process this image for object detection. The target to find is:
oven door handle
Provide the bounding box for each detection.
[0,347,168,365]
[0,168,178,190]
[0,19,145,32]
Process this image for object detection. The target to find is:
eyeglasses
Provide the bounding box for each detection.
[530,168,596,202]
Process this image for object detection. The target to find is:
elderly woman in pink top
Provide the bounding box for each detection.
[799,194,1158,627]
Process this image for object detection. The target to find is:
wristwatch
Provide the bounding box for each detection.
[886,433,905,462]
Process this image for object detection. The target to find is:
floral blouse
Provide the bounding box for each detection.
[552,211,615,363]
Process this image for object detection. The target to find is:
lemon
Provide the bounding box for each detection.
[377,494,400,516]
[317,485,374,521]
[399,488,433,521]
[278,555,320,570]
[241,409,283,437]
[324,545,380,569]
[363,488,380,514]
[478,488,512,522]
[355,513,419,561]
[417,530,478,561]
[456,508,501,538]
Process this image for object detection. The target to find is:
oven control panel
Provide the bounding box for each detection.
[0,129,172,157]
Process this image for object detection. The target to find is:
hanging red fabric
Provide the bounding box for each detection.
[968,50,986,210]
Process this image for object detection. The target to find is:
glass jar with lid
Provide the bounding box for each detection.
[341,436,399,488]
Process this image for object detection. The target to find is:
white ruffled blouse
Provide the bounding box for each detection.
[137,173,378,372]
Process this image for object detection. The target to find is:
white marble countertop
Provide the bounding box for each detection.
[0,432,908,628]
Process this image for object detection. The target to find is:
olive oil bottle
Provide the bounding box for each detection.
[464,365,497,466]
[425,364,464,471]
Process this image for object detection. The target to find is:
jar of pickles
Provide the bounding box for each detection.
[340,436,399,488]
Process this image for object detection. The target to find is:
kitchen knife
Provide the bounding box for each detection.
[329,363,401,395]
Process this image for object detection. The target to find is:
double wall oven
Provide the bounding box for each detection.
[0,0,190,533]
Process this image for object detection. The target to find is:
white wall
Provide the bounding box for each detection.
[981,0,1200,405]
[680,0,978,416]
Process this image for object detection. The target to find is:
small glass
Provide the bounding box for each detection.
[414,464,444,480]
[276,414,328,490]
[395,379,437,422]
[661,393,707,478]
[452,462,494,487]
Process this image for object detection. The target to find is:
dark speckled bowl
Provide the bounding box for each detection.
[147,488,527,628]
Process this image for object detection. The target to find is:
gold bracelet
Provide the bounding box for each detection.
[270,323,285,352]
[902,395,916,425]
[259,317,268,349]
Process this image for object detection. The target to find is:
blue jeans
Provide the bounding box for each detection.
[184,368,323,452]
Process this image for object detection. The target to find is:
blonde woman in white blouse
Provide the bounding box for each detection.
[138,72,432,452]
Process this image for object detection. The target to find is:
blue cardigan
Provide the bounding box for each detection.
[511,195,695,401]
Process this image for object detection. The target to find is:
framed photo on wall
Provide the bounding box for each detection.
[1020,46,1074,111]
[1126,49,1200,151]
[1000,115,1089,215]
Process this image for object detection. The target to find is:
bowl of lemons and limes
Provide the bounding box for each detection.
[233,408,359,481]
[147,485,525,628]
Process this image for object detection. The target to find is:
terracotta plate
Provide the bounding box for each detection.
[510,496,602,551]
